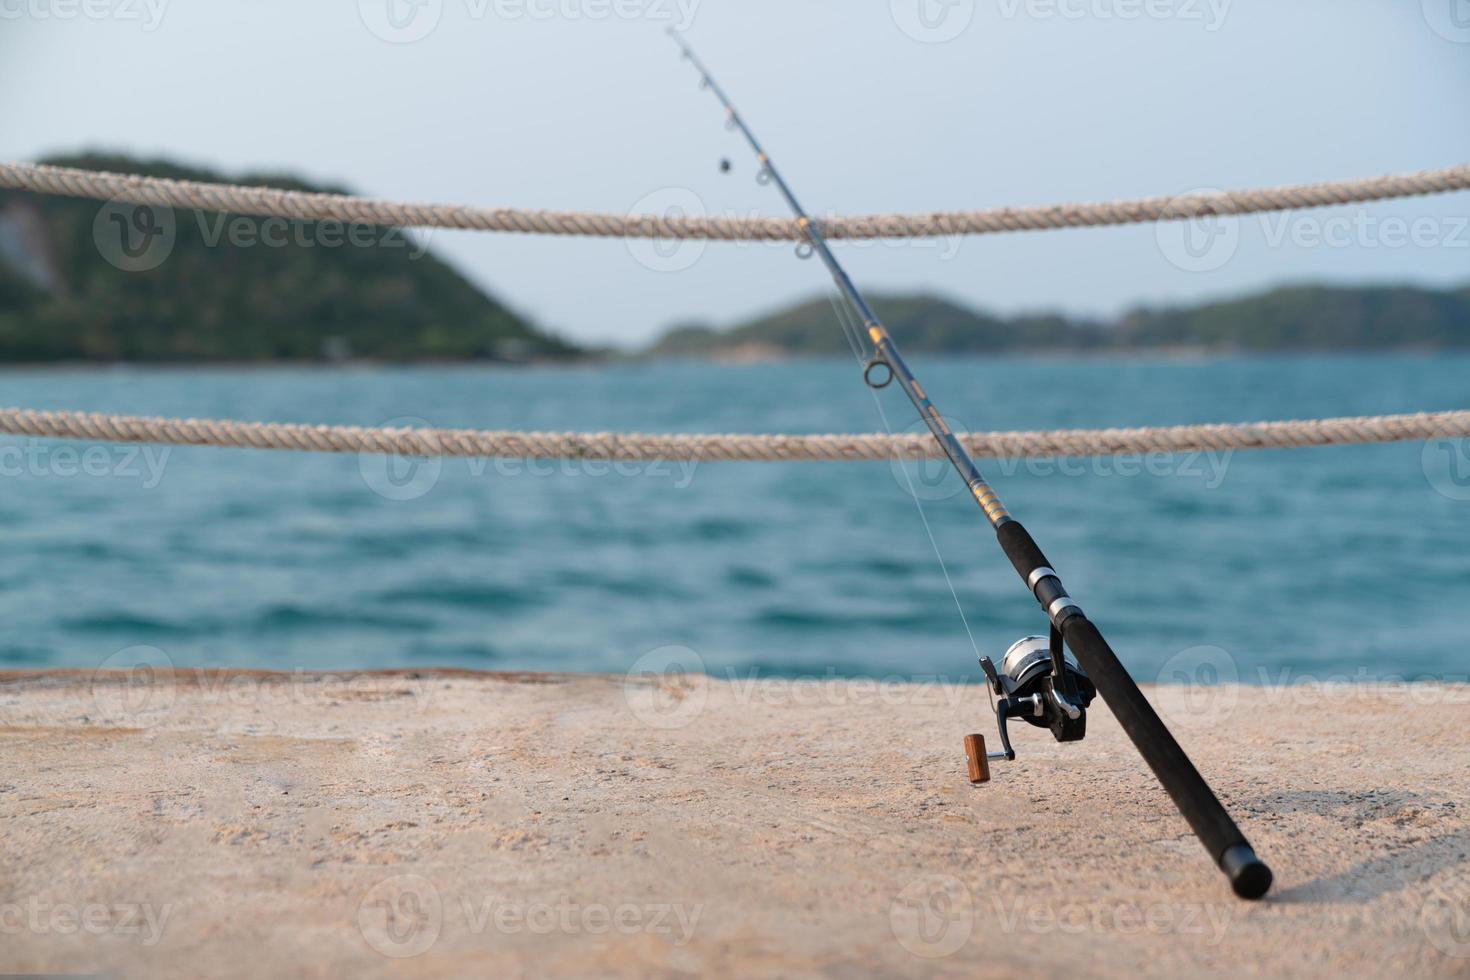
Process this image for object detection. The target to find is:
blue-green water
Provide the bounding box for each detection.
[1,355,1467,684]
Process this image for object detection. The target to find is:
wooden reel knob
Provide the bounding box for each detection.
[964,733,991,784]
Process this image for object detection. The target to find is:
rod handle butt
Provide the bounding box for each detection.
[1221,844,1273,900]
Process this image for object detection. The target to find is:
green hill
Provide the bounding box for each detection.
[0,153,579,362]
[649,283,1470,357]
[1117,284,1470,350]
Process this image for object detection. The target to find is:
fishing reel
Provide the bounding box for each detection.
[967,628,1097,782]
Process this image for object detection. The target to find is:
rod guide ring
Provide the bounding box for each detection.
[863,358,894,389]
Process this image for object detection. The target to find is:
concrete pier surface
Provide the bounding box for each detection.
[1,669,1467,978]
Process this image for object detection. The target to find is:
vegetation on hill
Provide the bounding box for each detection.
[649,284,1470,357]
[8,154,1464,364]
[0,153,579,362]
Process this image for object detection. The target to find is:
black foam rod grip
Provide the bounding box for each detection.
[995,521,1271,899]
[1061,614,1271,898]
[996,518,1051,582]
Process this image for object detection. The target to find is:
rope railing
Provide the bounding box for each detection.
[1,407,1466,461]
[3,160,1468,241]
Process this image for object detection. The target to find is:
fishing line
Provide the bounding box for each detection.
[822,284,982,664]
[868,383,986,666]
[828,286,873,362]
[824,289,867,362]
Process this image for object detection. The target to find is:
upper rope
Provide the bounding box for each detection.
[3,160,1467,241]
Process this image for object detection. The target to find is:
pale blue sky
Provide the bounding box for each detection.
[4,0,1468,346]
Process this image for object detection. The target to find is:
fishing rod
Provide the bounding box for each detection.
[667,31,1273,900]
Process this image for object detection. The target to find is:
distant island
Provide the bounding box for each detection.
[648,283,1470,359]
[0,153,579,362]
[5,153,1467,364]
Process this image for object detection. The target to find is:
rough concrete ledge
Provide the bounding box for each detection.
[1,670,1468,978]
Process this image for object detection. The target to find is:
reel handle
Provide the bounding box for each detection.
[976,656,1020,761]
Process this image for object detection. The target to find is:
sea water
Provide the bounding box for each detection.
[1,354,1466,685]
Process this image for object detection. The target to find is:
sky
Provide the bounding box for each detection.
[3,0,1468,348]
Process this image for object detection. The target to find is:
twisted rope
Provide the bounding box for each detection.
[3,161,1467,241]
[1,407,1465,461]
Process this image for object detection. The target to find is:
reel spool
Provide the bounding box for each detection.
[966,629,1097,781]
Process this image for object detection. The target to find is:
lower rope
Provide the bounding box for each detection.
[0,407,1466,460]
